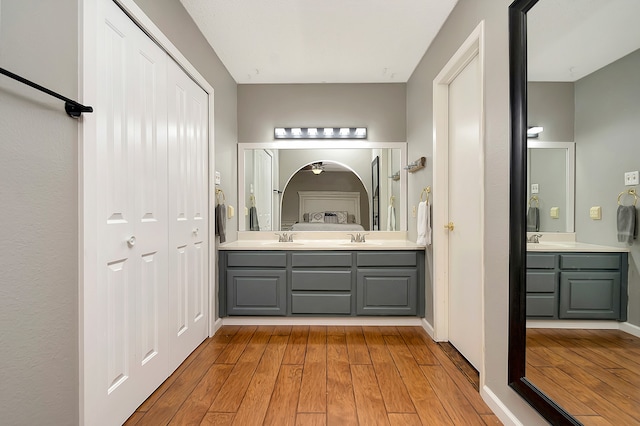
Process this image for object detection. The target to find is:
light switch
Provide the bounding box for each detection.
[214,171,221,185]
[590,206,602,220]
[531,183,539,194]
[550,207,560,219]
[244,206,249,216]
[227,205,234,219]
[625,171,639,186]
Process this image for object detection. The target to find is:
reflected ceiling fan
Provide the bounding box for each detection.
[301,162,325,175]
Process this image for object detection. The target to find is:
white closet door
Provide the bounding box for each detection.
[89,0,169,424]
[167,59,209,370]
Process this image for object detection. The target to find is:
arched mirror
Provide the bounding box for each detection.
[509,0,640,424]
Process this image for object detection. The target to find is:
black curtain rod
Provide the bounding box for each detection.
[0,67,93,118]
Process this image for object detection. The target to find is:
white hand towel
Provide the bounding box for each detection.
[386,205,396,231]
[416,200,431,246]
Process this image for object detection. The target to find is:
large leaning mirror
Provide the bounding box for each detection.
[238,141,407,232]
[510,0,640,424]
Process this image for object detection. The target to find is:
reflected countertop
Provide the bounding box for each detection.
[218,231,425,251]
[527,241,629,252]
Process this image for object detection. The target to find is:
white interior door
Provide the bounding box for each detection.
[446,54,483,370]
[167,59,209,370]
[89,0,169,424]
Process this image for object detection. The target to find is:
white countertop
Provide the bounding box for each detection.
[218,231,425,251]
[526,241,628,252]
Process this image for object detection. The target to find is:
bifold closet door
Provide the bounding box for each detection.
[167,59,209,371]
[90,0,169,424]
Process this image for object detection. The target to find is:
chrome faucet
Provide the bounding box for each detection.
[527,234,542,244]
[348,233,369,243]
[275,232,294,242]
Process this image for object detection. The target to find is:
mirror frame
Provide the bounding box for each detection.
[237,140,408,232]
[508,1,581,424]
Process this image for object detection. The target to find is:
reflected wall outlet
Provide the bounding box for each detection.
[624,171,639,186]
[590,206,602,220]
[214,171,221,185]
[531,183,539,194]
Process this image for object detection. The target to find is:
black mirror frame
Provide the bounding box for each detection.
[508,0,582,424]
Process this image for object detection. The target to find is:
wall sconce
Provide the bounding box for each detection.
[274,127,367,139]
[527,126,543,138]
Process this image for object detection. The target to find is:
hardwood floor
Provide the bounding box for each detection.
[125,326,501,425]
[527,328,640,426]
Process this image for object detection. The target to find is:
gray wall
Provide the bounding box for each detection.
[574,48,640,325]
[528,82,575,142]
[0,1,79,424]
[237,83,406,142]
[0,0,237,423]
[529,148,568,232]
[407,0,548,423]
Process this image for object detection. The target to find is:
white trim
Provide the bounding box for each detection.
[620,321,640,338]
[79,0,216,421]
[481,385,524,426]
[526,320,620,329]
[432,20,486,379]
[421,318,435,339]
[221,317,423,326]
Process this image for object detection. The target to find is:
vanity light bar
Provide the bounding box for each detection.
[274,127,367,139]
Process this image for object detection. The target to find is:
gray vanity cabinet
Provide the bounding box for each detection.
[526,252,628,320]
[223,252,287,316]
[356,252,419,315]
[219,250,425,317]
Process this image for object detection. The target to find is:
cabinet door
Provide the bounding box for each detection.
[357,269,417,315]
[227,270,286,315]
[559,271,621,319]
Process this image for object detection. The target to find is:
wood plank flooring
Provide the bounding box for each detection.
[125,326,500,425]
[527,328,640,426]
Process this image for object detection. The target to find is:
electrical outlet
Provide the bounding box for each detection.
[624,171,639,186]
[531,183,539,194]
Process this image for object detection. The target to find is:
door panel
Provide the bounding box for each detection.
[447,54,482,370]
[167,59,209,370]
[91,1,169,424]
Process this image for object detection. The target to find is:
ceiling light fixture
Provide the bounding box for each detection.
[274,127,367,139]
[311,163,324,175]
[527,126,543,138]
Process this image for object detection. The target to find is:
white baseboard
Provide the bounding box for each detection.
[212,317,223,335]
[620,321,640,338]
[221,317,423,326]
[526,320,619,329]
[481,385,523,426]
[421,318,435,339]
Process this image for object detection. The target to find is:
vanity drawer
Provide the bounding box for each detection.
[559,253,621,270]
[291,270,352,291]
[526,271,557,292]
[526,253,556,269]
[291,252,353,267]
[227,251,287,268]
[526,294,556,318]
[357,251,417,267]
[291,293,352,314]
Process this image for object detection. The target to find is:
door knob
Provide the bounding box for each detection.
[444,222,455,231]
[127,236,136,247]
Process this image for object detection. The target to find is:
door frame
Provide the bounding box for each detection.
[432,21,485,367]
[79,0,216,422]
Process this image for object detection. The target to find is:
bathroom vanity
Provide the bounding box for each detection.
[526,241,629,320]
[218,236,425,317]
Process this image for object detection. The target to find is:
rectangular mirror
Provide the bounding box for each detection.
[526,141,575,233]
[238,141,407,232]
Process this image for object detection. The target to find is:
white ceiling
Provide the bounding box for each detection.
[528,0,640,82]
[179,0,459,84]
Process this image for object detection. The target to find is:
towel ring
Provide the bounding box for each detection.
[617,189,638,206]
[528,195,539,207]
[216,188,225,203]
[420,186,431,202]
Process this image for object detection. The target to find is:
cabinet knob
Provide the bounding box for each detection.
[444,222,455,231]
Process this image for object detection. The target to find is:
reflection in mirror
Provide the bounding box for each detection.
[526,141,575,233]
[238,141,406,232]
[510,0,640,424]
